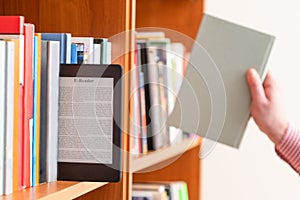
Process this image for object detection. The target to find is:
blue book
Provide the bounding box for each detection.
[42,33,71,64]
[32,36,39,187]
[71,43,77,64]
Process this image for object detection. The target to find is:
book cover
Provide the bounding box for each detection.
[39,40,48,183]
[71,37,94,64]
[0,41,6,195]
[46,41,60,182]
[0,16,24,34]
[23,23,34,188]
[4,41,15,195]
[167,14,275,148]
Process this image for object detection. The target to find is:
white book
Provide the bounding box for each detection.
[46,41,60,182]
[0,41,6,195]
[65,33,72,64]
[93,43,101,64]
[4,41,15,195]
[71,37,94,64]
[106,41,112,64]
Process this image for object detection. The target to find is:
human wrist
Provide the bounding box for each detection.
[270,121,289,146]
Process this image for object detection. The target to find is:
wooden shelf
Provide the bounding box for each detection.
[130,138,201,173]
[0,181,108,200]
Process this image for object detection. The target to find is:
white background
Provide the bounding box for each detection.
[202,0,300,199]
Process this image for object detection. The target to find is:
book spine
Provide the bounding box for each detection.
[70,43,77,64]
[0,41,6,195]
[65,33,71,64]
[39,41,48,184]
[22,23,34,188]
[93,44,101,64]
[32,35,38,187]
[4,41,15,195]
[34,33,42,186]
[138,72,148,154]
[147,47,164,150]
[46,41,60,182]
[106,42,112,64]
[74,43,84,64]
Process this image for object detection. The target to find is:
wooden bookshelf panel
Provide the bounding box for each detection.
[1,0,40,26]
[130,138,201,173]
[0,181,77,200]
[133,142,201,200]
[136,0,204,50]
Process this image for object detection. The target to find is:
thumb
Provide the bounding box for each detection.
[247,68,267,103]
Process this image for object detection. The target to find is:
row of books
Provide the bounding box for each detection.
[132,182,189,200]
[130,32,189,155]
[0,16,112,195]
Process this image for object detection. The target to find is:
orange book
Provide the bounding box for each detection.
[23,23,34,188]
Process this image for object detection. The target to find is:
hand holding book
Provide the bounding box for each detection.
[247,68,300,174]
[247,68,288,145]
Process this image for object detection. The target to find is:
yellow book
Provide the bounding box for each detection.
[34,33,42,185]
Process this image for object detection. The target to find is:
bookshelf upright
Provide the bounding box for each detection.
[0,0,204,199]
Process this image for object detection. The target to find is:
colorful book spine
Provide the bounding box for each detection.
[34,33,42,186]
[70,43,77,64]
[23,23,34,188]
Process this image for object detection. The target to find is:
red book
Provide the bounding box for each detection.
[0,16,24,34]
[23,23,34,188]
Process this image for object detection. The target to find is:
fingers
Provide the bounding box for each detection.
[247,68,267,103]
[263,70,277,100]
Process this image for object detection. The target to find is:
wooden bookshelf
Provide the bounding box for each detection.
[130,138,201,173]
[0,0,204,199]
